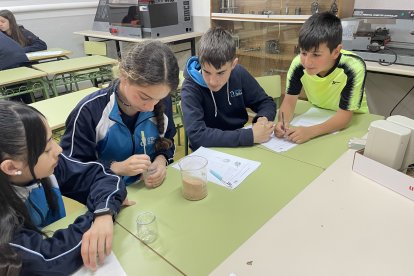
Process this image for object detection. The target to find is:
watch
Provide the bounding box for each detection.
[93,207,113,218]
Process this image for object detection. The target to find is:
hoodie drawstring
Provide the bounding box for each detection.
[226,82,232,106]
[209,89,218,117]
[210,82,232,118]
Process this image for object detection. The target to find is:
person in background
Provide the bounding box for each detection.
[0,101,130,274]
[0,31,29,70]
[274,12,369,144]
[181,27,276,150]
[60,41,178,187]
[0,9,47,53]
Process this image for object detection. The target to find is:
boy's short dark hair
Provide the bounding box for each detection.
[298,12,342,52]
[199,27,236,69]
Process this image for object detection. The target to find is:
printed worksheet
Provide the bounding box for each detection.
[26,50,64,58]
[261,107,336,152]
[173,147,261,189]
[72,252,126,276]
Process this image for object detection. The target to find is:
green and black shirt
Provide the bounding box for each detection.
[286,49,369,113]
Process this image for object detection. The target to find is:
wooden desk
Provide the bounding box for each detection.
[44,209,183,275]
[29,87,99,130]
[211,150,414,276]
[272,100,383,169]
[365,61,414,77]
[26,48,72,62]
[0,67,49,100]
[116,147,323,275]
[32,56,117,96]
[74,30,203,57]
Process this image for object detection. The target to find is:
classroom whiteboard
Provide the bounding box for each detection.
[354,0,412,10]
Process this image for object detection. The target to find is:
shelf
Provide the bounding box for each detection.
[211,13,310,24]
[236,49,296,61]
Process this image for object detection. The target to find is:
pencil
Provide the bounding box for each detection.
[281,112,285,132]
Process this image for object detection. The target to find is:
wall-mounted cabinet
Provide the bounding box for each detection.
[210,0,355,93]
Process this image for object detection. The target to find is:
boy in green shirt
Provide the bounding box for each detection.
[274,11,369,144]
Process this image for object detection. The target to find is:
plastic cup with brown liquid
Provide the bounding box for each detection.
[178,155,208,200]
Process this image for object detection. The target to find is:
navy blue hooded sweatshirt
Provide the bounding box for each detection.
[0,32,29,70]
[181,56,276,150]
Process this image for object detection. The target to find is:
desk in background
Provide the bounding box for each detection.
[32,56,117,96]
[29,87,99,131]
[211,150,414,276]
[365,61,414,77]
[0,67,49,100]
[27,48,72,62]
[73,30,203,57]
[44,209,183,275]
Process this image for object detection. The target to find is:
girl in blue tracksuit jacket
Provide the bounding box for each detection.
[0,10,47,53]
[60,40,179,187]
[0,101,127,275]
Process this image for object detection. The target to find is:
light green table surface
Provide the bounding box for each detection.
[44,208,183,275]
[29,87,99,130]
[117,146,324,275]
[0,67,47,86]
[31,55,117,75]
[272,100,383,169]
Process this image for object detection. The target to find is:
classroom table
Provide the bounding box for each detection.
[0,66,49,100]
[365,61,414,77]
[269,100,383,169]
[32,55,117,96]
[211,150,414,276]
[26,48,72,62]
[29,87,99,131]
[116,146,324,275]
[43,208,184,275]
[74,30,203,57]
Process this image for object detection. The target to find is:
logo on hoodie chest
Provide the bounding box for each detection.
[230,89,243,98]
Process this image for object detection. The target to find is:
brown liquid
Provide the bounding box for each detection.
[182,177,207,201]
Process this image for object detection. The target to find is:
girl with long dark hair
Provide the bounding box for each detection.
[61,40,179,187]
[0,101,128,275]
[0,10,47,53]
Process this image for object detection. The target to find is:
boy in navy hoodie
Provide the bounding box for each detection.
[181,27,276,150]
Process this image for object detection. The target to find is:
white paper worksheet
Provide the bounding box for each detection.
[261,107,336,153]
[173,147,261,189]
[72,252,126,276]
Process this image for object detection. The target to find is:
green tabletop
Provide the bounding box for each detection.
[29,87,99,130]
[32,55,118,75]
[271,100,383,169]
[116,146,323,275]
[0,67,47,86]
[44,208,183,275]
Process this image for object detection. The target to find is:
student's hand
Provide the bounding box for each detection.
[81,215,114,271]
[252,118,274,143]
[143,155,167,189]
[121,197,136,207]
[111,154,151,176]
[285,126,315,144]
[274,121,289,138]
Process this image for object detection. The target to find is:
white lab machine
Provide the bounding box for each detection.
[387,115,414,172]
[364,120,411,170]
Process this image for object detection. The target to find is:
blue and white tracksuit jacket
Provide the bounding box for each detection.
[9,153,126,276]
[60,81,176,185]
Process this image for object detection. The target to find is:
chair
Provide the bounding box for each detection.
[255,75,282,107]
[176,100,189,156]
[247,75,282,118]
[84,41,108,56]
